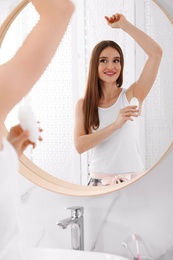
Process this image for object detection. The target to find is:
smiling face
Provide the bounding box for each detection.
[98,46,122,85]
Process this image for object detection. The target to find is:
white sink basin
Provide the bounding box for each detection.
[27,247,130,260]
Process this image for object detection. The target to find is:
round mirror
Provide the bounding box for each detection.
[1,0,173,196]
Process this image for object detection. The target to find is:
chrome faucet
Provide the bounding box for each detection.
[57,206,84,251]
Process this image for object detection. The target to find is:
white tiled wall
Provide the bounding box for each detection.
[18,145,173,260]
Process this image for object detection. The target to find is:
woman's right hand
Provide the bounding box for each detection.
[104,13,127,29]
[113,106,139,129]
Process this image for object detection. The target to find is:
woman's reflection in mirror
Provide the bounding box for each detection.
[74,13,162,187]
[0,0,74,259]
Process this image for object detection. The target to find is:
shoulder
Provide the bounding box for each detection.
[75,98,84,110]
[74,98,85,117]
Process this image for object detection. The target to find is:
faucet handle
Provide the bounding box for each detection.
[66,206,84,218]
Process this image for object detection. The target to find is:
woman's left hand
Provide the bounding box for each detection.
[7,124,42,158]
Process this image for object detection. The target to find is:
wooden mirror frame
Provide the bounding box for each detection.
[1,0,173,196]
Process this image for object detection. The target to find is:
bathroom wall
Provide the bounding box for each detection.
[156,0,173,21]
[18,143,173,260]
[15,1,173,260]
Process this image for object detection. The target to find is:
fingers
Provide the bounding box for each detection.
[104,13,120,23]
[115,105,139,129]
[18,130,30,146]
[104,16,109,21]
[110,14,120,22]
[36,122,43,143]
[22,123,43,147]
[121,106,139,117]
[38,136,43,142]
[119,106,139,124]
[38,126,43,142]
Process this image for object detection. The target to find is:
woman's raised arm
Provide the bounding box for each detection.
[0,0,74,123]
[105,13,162,104]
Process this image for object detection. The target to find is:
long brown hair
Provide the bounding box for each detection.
[83,40,124,134]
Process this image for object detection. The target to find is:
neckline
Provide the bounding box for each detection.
[98,88,125,110]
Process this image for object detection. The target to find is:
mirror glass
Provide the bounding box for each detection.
[1,0,173,187]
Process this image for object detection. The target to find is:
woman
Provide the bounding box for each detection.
[0,0,74,259]
[74,13,162,186]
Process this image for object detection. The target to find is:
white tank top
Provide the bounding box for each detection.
[0,138,25,260]
[89,89,144,175]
